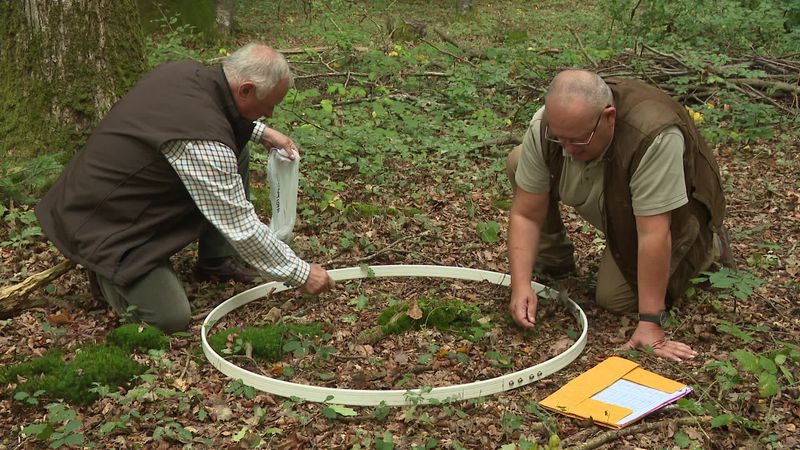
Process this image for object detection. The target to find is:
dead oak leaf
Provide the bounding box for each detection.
[208,404,234,421]
[407,301,423,320]
[172,377,190,392]
[549,337,573,354]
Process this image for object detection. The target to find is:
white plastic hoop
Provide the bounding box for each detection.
[201,265,587,406]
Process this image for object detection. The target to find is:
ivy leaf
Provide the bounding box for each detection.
[477,221,500,243]
[758,356,777,375]
[677,398,705,415]
[232,426,249,442]
[99,422,117,434]
[715,321,753,343]
[731,349,759,373]
[710,413,735,428]
[22,423,51,439]
[63,433,85,445]
[375,431,395,450]
[674,431,691,448]
[758,372,779,397]
[327,404,358,417]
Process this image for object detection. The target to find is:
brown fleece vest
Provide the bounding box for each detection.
[541,78,726,305]
[36,60,255,285]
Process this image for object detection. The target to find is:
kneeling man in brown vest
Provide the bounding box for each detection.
[506,70,733,361]
[36,43,335,333]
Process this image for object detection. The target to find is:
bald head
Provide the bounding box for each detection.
[223,43,292,99]
[545,70,612,111]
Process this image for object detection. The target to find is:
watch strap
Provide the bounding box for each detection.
[638,311,667,326]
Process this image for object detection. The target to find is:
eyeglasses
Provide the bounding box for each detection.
[545,106,609,147]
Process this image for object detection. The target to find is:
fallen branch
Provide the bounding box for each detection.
[421,38,478,67]
[295,70,448,80]
[295,71,370,80]
[433,28,485,60]
[728,78,800,94]
[569,27,598,68]
[735,81,797,115]
[0,259,76,317]
[564,415,712,450]
[474,134,522,150]
[332,93,417,107]
[325,230,432,266]
[276,45,369,54]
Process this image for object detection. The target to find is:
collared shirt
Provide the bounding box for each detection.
[516,106,688,233]
[162,121,310,286]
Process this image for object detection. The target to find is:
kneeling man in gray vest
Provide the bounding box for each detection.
[36,43,335,333]
[506,70,732,361]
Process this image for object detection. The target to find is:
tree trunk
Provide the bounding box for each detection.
[0,0,147,161]
[215,0,234,37]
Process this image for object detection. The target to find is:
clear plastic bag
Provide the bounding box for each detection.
[267,148,300,243]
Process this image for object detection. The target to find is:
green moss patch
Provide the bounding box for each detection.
[106,323,170,353]
[378,296,488,339]
[0,349,65,384]
[8,345,144,405]
[3,324,172,405]
[209,323,324,362]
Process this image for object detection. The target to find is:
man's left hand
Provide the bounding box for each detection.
[622,321,697,362]
[261,127,300,159]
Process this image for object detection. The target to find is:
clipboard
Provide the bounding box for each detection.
[539,356,692,429]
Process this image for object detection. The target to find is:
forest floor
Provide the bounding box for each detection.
[2,1,799,449]
[2,118,798,450]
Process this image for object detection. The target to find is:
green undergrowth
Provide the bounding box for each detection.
[208,322,324,362]
[1,324,168,405]
[106,323,171,353]
[378,296,490,341]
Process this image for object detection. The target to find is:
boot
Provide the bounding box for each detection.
[194,257,258,284]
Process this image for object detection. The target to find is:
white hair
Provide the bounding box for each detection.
[223,43,293,98]
[546,70,613,110]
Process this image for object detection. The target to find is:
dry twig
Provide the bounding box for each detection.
[474,134,522,150]
[433,28,485,60]
[569,27,598,68]
[564,415,712,450]
[421,38,478,67]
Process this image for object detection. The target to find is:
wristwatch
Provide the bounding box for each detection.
[638,310,669,327]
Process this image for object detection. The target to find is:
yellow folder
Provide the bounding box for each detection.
[539,357,690,429]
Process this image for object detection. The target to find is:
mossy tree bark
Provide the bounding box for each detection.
[0,0,147,161]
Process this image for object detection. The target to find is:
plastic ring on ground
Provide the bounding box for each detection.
[201,265,588,406]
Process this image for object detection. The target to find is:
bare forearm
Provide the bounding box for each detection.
[636,221,671,315]
[508,191,549,289]
[508,213,540,291]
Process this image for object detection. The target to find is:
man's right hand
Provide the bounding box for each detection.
[510,286,539,329]
[300,263,335,294]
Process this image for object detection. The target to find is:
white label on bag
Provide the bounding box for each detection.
[267,148,300,243]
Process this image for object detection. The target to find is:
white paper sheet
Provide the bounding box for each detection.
[591,378,692,426]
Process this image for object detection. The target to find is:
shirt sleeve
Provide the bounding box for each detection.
[162,139,310,286]
[630,126,688,216]
[515,107,551,194]
[251,121,266,143]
